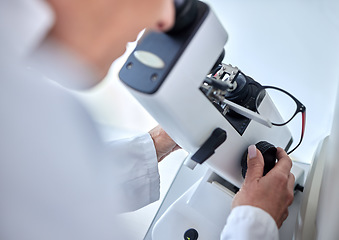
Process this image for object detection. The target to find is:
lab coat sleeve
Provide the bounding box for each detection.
[220,206,279,240]
[106,133,160,212]
[0,65,159,239]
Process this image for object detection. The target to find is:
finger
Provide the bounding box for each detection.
[288,173,295,192]
[276,147,289,160]
[287,173,295,205]
[245,145,265,181]
[273,147,293,174]
[283,209,289,222]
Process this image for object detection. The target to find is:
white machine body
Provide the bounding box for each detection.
[152,165,304,240]
[119,1,306,239]
[120,1,293,189]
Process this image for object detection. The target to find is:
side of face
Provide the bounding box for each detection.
[46,0,175,78]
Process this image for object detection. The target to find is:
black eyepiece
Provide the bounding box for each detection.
[167,0,198,34]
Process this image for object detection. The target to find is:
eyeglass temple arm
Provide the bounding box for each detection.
[221,98,273,128]
[287,110,306,155]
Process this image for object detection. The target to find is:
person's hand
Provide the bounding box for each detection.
[232,145,295,228]
[149,125,181,162]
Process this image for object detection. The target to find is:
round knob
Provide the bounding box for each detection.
[241,141,277,178]
[184,228,199,240]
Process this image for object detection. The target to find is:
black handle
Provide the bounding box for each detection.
[191,128,227,164]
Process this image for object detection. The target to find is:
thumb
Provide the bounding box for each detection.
[245,145,265,181]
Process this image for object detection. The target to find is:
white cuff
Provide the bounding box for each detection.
[108,133,160,212]
[221,205,279,240]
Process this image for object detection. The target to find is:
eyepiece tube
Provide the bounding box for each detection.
[167,0,198,34]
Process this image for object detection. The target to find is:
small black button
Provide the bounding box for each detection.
[184,228,199,240]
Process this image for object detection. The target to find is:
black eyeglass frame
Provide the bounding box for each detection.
[255,85,306,155]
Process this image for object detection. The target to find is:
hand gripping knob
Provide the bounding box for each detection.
[241,141,277,178]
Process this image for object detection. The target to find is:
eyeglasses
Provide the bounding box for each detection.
[202,64,306,155]
[255,86,306,154]
[213,84,306,155]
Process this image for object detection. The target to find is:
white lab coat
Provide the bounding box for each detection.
[0,0,278,239]
[221,206,279,240]
[0,62,160,240]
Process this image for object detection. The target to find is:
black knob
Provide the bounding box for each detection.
[241,141,277,178]
[184,228,199,240]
